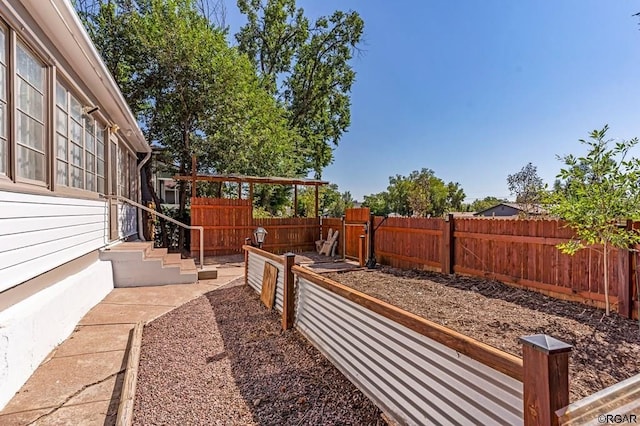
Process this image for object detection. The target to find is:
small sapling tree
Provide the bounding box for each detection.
[548,125,640,315]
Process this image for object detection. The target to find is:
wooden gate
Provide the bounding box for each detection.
[344,208,370,259]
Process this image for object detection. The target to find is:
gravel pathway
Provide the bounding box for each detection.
[133,278,386,426]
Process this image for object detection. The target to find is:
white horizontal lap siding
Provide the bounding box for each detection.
[294,277,523,426]
[247,252,284,313]
[118,203,137,239]
[0,191,108,292]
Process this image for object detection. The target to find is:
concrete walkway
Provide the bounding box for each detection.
[0,266,244,426]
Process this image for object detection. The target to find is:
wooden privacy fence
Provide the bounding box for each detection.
[343,208,639,319]
[190,197,321,255]
[243,245,592,426]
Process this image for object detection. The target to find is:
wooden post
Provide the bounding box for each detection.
[314,184,319,218]
[249,183,254,206]
[282,253,296,330]
[358,235,366,267]
[294,185,298,217]
[342,215,346,260]
[237,182,242,199]
[441,213,454,274]
[244,239,251,287]
[619,220,634,318]
[520,334,572,426]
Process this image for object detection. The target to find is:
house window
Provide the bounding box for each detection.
[0,26,6,176]
[56,82,106,193]
[118,145,127,198]
[15,42,45,182]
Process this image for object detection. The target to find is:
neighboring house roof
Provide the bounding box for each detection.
[474,202,548,216]
[451,212,476,218]
[14,0,149,153]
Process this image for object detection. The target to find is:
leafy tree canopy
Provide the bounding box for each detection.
[362,168,465,217]
[236,0,364,177]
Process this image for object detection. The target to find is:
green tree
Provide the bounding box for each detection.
[296,184,353,217]
[507,162,544,216]
[236,0,364,177]
[362,192,390,216]
[77,0,302,245]
[548,125,640,314]
[363,169,466,217]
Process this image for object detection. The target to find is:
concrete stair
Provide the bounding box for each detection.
[100,242,200,287]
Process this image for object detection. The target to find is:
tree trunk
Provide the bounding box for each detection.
[604,241,610,315]
[177,128,191,254]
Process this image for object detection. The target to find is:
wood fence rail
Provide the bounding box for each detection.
[192,201,638,318]
[341,209,639,319]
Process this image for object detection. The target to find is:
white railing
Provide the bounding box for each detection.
[103,194,204,270]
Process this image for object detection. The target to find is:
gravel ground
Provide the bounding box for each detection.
[324,267,640,402]
[133,278,386,426]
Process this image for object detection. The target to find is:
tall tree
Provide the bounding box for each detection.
[507,162,544,216]
[363,169,466,217]
[236,0,364,177]
[548,125,640,314]
[77,0,301,247]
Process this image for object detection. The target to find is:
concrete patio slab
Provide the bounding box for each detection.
[79,303,173,326]
[0,264,245,425]
[54,324,133,358]
[1,350,125,414]
[0,407,52,426]
[36,399,120,426]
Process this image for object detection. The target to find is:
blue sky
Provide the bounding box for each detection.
[222,1,640,202]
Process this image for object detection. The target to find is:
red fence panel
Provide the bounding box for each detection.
[374,216,444,271]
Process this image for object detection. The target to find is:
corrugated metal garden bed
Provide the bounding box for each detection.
[323,266,640,402]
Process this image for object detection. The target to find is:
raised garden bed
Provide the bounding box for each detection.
[323,266,640,402]
[132,279,386,425]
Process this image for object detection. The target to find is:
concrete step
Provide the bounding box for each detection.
[197,264,218,280]
[100,242,197,287]
[163,253,183,265]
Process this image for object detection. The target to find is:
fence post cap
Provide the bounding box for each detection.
[519,334,572,354]
[284,252,296,258]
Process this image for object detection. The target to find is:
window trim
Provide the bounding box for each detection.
[13,37,48,186]
[0,15,141,202]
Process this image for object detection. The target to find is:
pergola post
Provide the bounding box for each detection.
[191,155,197,199]
[314,184,319,218]
[294,185,298,217]
[237,182,242,199]
[249,183,254,205]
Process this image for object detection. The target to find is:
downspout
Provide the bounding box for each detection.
[137,151,152,241]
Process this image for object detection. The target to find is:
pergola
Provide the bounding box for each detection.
[173,173,329,217]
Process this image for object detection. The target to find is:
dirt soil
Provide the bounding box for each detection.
[324,266,640,402]
[133,279,386,426]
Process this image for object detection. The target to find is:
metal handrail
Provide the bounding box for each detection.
[102,194,204,270]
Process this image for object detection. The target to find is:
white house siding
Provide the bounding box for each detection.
[0,190,109,294]
[0,258,114,409]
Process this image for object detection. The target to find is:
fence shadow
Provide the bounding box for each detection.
[204,283,385,426]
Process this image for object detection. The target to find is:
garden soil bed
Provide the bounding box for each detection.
[132,278,386,426]
[324,266,640,402]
